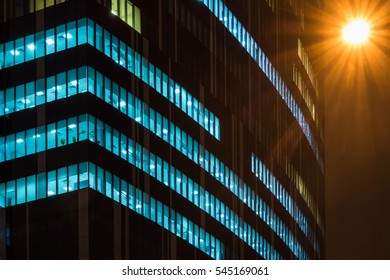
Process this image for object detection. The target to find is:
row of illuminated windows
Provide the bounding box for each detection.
[0,113,282,260]
[111,0,141,33]
[286,160,324,236]
[0,161,224,260]
[0,17,220,141]
[0,18,85,68]
[0,67,87,115]
[293,63,317,126]
[1,0,67,22]
[0,115,88,160]
[251,153,318,255]
[298,39,318,96]
[0,65,307,259]
[200,0,323,171]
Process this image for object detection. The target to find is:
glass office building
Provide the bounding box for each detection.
[0,0,324,259]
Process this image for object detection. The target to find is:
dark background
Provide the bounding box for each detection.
[323,0,390,259]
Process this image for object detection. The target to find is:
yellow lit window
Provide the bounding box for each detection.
[46,0,55,8]
[112,0,141,33]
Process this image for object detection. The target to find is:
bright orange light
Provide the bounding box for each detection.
[343,20,370,44]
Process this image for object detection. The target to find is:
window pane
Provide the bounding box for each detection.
[68,117,77,144]
[0,183,5,208]
[26,175,36,202]
[53,120,67,146]
[79,162,88,189]
[36,31,45,58]
[87,19,95,46]
[96,24,103,51]
[6,181,16,206]
[47,170,57,196]
[5,41,14,67]
[0,44,4,69]
[16,178,26,204]
[77,18,87,45]
[5,88,15,114]
[56,24,66,52]
[37,173,46,199]
[66,21,77,48]
[14,37,24,65]
[15,131,25,158]
[46,28,55,55]
[57,72,66,99]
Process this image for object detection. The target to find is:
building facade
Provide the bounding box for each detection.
[0,0,324,259]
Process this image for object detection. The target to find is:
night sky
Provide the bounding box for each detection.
[324,1,390,259]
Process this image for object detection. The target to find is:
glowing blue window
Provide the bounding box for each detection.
[0,90,4,115]
[68,69,78,96]
[6,181,15,207]
[120,133,127,160]
[56,24,66,52]
[68,117,77,144]
[77,18,87,45]
[0,44,4,69]
[228,11,235,32]
[119,41,126,67]
[162,73,168,98]
[14,38,24,65]
[0,137,4,162]
[105,171,112,198]
[34,31,44,59]
[169,124,174,147]
[87,19,95,46]
[142,104,149,129]
[97,167,104,193]
[46,28,55,55]
[104,77,111,104]
[119,87,127,113]
[5,134,15,161]
[78,114,88,141]
[169,79,174,103]
[15,131,25,158]
[127,46,134,73]
[46,76,55,102]
[15,85,24,111]
[149,108,156,133]
[57,120,67,146]
[57,72,66,99]
[141,57,148,83]
[112,82,119,109]
[155,67,162,93]
[96,71,103,98]
[47,170,57,197]
[232,17,237,38]
[135,53,141,78]
[36,173,46,200]
[120,179,128,206]
[5,41,14,67]
[0,183,5,208]
[47,124,56,150]
[162,118,169,142]
[5,88,14,114]
[66,21,76,48]
[96,24,103,51]
[111,35,119,63]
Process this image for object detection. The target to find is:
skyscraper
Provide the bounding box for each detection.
[0,0,324,259]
